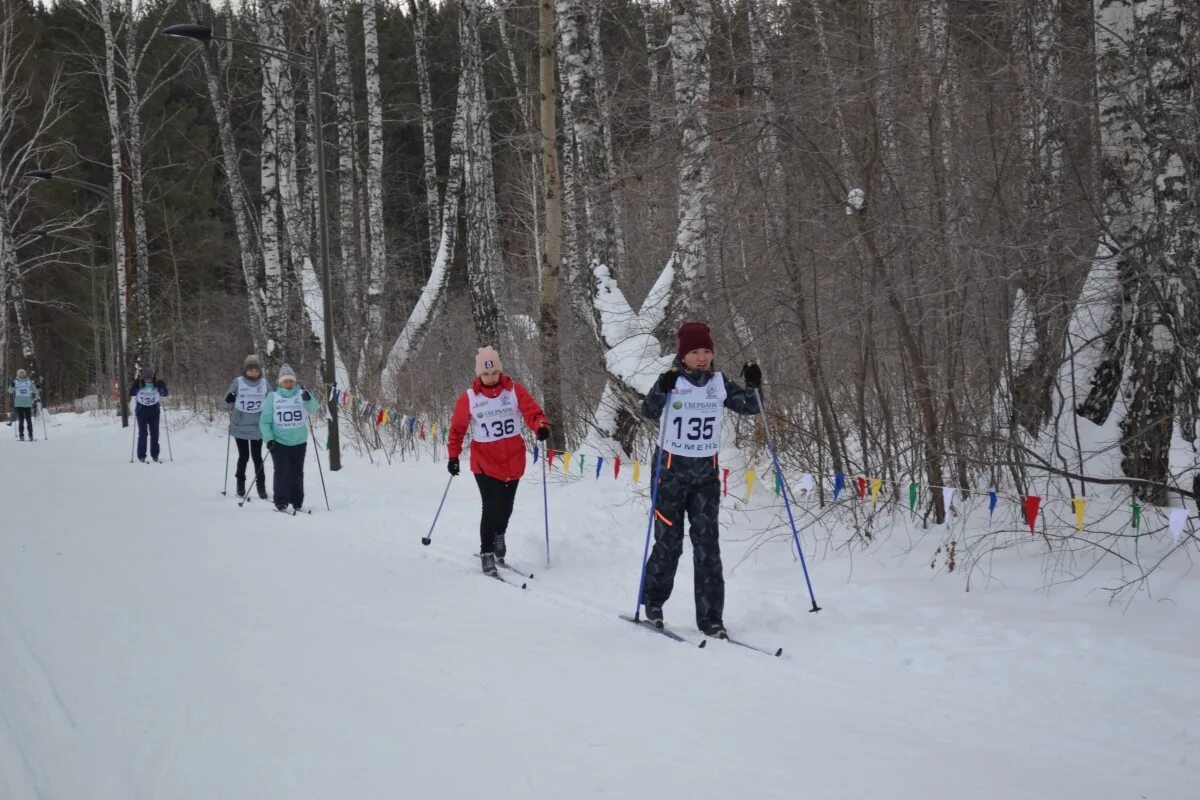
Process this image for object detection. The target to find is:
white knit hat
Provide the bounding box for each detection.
[277,364,296,383]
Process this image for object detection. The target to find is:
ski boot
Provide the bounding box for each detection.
[480,552,499,577]
[643,605,664,629]
[236,477,246,498]
[699,621,728,640]
[493,532,507,561]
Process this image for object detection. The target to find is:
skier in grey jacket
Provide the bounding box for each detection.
[224,355,272,499]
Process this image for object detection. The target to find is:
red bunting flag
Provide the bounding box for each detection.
[376,409,385,425]
[722,467,731,497]
[614,457,621,479]
[857,476,867,503]
[419,423,426,440]
[548,449,556,469]
[1024,495,1042,533]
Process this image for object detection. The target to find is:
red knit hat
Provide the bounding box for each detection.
[677,322,715,359]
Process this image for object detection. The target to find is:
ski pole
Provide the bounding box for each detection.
[421,474,455,545]
[40,401,48,440]
[542,442,551,567]
[754,387,821,613]
[162,403,174,462]
[632,392,672,622]
[129,401,137,462]
[307,413,331,511]
[221,412,233,495]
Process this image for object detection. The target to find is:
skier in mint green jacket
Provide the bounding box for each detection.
[259,364,319,512]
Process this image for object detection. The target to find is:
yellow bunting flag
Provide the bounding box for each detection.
[746,469,757,500]
[1072,497,1086,532]
[632,461,641,484]
[562,451,573,473]
[870,478,883,507]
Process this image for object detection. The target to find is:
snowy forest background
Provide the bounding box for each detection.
[1,0,1197,519]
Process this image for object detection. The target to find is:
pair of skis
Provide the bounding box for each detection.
[477,555,532,590]
[619,615,782,657]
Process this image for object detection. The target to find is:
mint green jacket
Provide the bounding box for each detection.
[9,378,39,409]
[259,386,319,446]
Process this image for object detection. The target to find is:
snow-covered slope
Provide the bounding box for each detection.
[0,412,1196,799]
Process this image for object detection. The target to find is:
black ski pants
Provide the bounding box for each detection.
[642,452,725,628]
[15,407,32,438]
[474,473,519,554]
[235,438,266,488]
[136,405,161,460]
[271,442,307,509]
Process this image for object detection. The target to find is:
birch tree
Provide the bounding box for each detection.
[360,0,387,381]
[664,0,713,324]
[1064,0,1198,501]
[460,0,506,347]
[259,0,288,361]
[182,0,270,356]
[98,0,129,371]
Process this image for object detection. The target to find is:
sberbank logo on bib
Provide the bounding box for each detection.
[672,401,683,410]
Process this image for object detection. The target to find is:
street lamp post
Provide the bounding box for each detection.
[164,23,340,471]
[27,170,129,428]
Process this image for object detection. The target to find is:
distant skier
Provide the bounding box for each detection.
[447,346,550,576]
[8,369,40,441]
[259,365,319,513]
[639,322,762,639]
[224,355,272,499]
[130,366,169,462]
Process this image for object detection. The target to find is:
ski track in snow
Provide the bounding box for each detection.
[0,412,1197,799]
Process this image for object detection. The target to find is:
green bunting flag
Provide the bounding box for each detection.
[908,482,918,512]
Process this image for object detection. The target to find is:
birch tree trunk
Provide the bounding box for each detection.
[117,0,153,370]
[460,0,506,347]
[329,0,360,331]
[360,0,387,382]
[558,0,621,338]
[665,0,713,325]
[259,0,288,363]
[99,0,129,374]
[407,0,441,266]
[1067,0,1197,501]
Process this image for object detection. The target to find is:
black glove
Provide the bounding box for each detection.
[741,362,762,389]
[155,380,166,391]
[656,370,678,394]
[225,392,236,404]
[266,440,276,452]
[536,425,551,442]
[448,458,460,476]
[301,389,312,402]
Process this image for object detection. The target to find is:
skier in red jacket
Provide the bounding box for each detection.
[448,346,551,576]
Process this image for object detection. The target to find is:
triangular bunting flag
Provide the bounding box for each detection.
[562,452,573,473]
[1072,497,1086,532]
[800,473,815,496]
[1024,495,1041,533]
[856,476,867,503]
[595,457,603,479]
[833,473,845,500]
[1131,501,1141,530]
[908,482,918,512]
[942,486,955,522]
[746,469,757,500]
[870,478,882,507]
[722,467,731,497]
[987,490,997,519]
[614,457,622,479]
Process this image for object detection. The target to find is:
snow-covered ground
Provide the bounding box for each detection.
[1,411,1197,799]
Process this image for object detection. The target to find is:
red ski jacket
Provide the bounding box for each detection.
[448,375,549,482]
